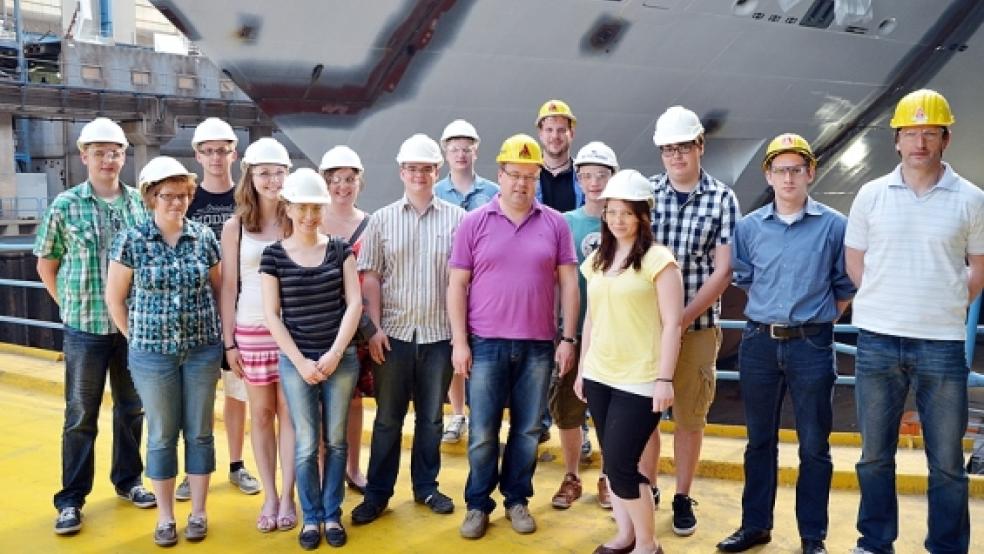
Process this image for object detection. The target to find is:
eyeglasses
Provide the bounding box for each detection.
[89,149,125,160]
[402,165,437,175]
[197,147,234,157]
[328,175,359,186]
[898,129,944,141]
[602,209,637,221]
[768,165,810,177]
[156,192,192,203]
[577,171,612,182]
[290,204,324,215]
[253,169,288,181]
[502,170,539,183]
[659,142,696,156]
[446,146,474,155]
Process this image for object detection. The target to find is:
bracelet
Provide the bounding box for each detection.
[224,345,237,351]
[655,378,673,383]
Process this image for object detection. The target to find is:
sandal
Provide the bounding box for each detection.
[256,511,277,533]
[278,499,298,531]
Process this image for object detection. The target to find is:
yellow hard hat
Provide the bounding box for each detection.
[889,89,955,128]
[535,99,577,127]
[496,134,544,165]
[762,133,815,171]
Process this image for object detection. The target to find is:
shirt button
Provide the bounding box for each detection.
[173,296,181,305]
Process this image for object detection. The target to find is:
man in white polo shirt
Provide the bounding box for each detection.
[845,89,984,554]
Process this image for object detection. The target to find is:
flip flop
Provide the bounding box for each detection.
[256,512,277,533]
[278,500,298,531]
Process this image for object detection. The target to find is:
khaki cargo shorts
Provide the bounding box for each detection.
[671,327,721,431]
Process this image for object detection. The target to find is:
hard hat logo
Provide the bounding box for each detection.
[548,103,558,113]
[781,134,795,147]
[913,106,927,124]
[519,145,532,159]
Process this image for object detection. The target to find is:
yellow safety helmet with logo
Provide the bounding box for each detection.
[496,134,544,165]
[535,99,577,128]
[889,89,955,128]
[762,133,816,171]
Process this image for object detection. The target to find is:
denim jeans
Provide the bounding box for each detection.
[128,343,221,479]
[364,338,453,504]
[54,326,145,510]
[854,330,969,554]
[464,336,553,513]
[279,349,358,524]
[738,322,836,541]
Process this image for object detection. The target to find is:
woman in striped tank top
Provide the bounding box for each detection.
[261,168,363,549]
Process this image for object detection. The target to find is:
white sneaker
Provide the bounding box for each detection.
[442,415,467,443]
[229,468,261,495]
[175,476,191,501]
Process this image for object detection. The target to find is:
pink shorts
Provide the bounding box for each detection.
[234,324,280,386]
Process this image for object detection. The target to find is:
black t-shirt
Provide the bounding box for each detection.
[187,187,236,238]
[539,165,577,213]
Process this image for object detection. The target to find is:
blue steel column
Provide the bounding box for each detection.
[99,0,113,39]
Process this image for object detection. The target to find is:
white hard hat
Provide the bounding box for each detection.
[192,117,238,147]
[599,169,655,208]
[440,119,480,145]
[395,133,443,167]
[77,117,128,150]
[574,141,619,171]
[320,145,364,172]
[241,137,292,171]
[653,106,704,147]
[280,168,331,204]
[138,156,196,191]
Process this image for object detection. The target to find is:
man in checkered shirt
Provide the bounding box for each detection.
[643,106,740,538]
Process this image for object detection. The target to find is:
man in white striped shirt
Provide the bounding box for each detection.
[845,89,984,554]
[351,134,466,525]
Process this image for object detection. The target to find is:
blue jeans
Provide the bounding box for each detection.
[128,343,221,479]
[279,349,358,524]
[854,330,969,554]
[464,336,553,513]
[364,338,452,504]
[738,323,836,541]
[54,327,144,510]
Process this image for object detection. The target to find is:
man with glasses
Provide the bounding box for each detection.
[846,89,984,554]
[549,141,618,511]
[646,105,740,537]
[449,134,579,539]
[434,119,499,446]
[717,134,854,554]
[172,118,261,502]
[351,133,466,525]
[35,117,155,535]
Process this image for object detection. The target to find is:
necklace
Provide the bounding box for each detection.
[543,158,570,172]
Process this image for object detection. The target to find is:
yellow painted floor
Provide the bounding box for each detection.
[1,348,983,552]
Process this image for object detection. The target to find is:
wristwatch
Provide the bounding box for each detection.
[560,336,578,345]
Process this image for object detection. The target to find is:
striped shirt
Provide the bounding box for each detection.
[650,169,740,330]
[845,163,984,340]
[357,195,465,343]
[33,181,147,334]
[110,219,221,353]
[260,239,352,358]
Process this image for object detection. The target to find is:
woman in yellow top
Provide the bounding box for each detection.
[575,169,684,554]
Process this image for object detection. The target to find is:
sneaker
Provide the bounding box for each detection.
[459,509,489,539]
[597,477,612,509]
[652,486,661,507]
[442,414,467,443]
[351,500,387,525]
[580,436,593,463]
[671,493,698,536]
[230,467,261,495]
[154,521,177,547]
[54,507,82,535]
[417,490,455,514]
[117,484,157,508]
[551,473,582,509]
[538,429,551,444]
[184,514,207,541]
[174,477,191,501]
[505,503,536,534]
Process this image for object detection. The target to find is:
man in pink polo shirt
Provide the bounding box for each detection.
[448,134,579,540]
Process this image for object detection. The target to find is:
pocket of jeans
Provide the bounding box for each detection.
[804,330,834,351]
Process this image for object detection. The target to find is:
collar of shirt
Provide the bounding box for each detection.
[397,194,445,214]
[144,219,198,244]
[76,180,136,201]
[887,162,959,192]
[651,168,719,197]
[487,193,544,218]
[761,196,823,223]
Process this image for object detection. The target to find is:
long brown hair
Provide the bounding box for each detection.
[234,165,288,233]
[592,199,654,273]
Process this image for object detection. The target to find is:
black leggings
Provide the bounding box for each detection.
[584,378,662,499]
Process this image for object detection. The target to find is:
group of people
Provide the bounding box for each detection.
[34,88,981,554]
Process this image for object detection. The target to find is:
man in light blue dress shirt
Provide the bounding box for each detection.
[717,134,855,554]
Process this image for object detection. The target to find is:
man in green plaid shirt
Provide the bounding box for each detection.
[34,118,156,536]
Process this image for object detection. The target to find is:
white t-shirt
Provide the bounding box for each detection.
[845,163,984,340]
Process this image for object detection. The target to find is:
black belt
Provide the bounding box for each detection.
[749,321,831,340]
